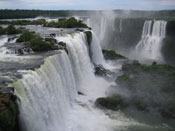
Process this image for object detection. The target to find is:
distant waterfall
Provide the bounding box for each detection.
[136,20,167,60]
[100,18,107,41]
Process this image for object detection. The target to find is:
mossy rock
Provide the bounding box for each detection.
[102,49,126,60]
[117,74,130,81]
[85,31,92,46]
[96,94,127,110]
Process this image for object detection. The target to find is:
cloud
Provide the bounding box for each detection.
[0,0,174,10]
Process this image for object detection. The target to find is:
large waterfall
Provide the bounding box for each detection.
[135,20,167,60]
[11,32,116,131]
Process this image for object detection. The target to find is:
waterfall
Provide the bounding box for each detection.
[0,36,8,55]
[12,32,116,131]
[135,20,167,60]
[100,17,107,42]
[55,32,95,93]
[12,51,77,131]
[90,31,106,66]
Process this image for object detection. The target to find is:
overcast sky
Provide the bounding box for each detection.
[0,0,174,10]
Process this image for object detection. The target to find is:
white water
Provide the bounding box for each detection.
[100,18,107,42]
[13,52,77,131]
[12,32,121,131]
[0,36,9,55]
[90,31,106,66]
[135,20,167,60]
[0,36,17,57]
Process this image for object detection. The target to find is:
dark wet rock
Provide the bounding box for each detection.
[78,91,85,96]
[94,64,114,77]
[15,47,33,55]
[8,37,17,42]
[58,41,66,48]
[45,37,57,43]
[0,87,14,94]
[75,28,84,32]
[49,33,56,37]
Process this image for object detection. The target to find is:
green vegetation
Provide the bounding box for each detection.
[0,19,47,25]
[0,10,175,20]
[115,61,175,118]
[45,17,88,28]
[16,30,35,42]
[0,25,22,35]
[85,31,92,45]
[102,49,126,60]
[17,30,58,51]
[0,26,4,35]
[0,17,88,28]
[0,92,18,131]
[96,60,175,118]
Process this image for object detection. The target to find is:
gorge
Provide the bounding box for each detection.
[0,10,175,131]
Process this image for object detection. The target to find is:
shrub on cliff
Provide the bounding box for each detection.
[102,49,126,60]
[17,30,58,51]
[25,36,58,51]
[96,94,128,110]
[46,17,88,28]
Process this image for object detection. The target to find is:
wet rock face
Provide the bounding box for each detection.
[0,91,19,131]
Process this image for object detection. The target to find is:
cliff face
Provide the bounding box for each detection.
[106,18,145,50]
[101,18,175,64]
[161,21,175,64]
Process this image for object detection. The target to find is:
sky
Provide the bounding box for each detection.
[0,0,174,10]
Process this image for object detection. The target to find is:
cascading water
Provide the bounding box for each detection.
[90,31,106,66]
[0,36,9,55]
[12,52,77,131]
[135,20,167,60]
[11,32,119,131]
